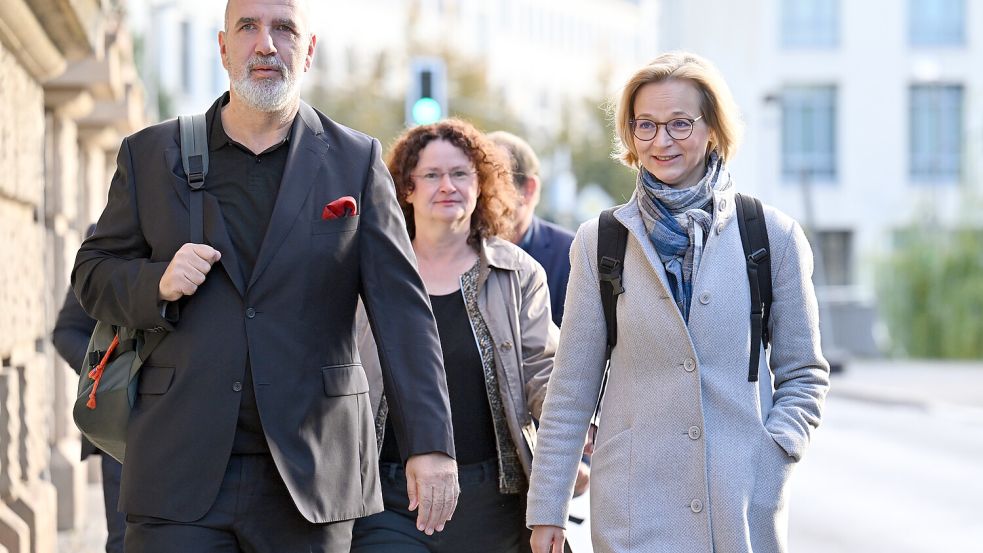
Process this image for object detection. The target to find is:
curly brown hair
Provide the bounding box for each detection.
[386,118,516,247]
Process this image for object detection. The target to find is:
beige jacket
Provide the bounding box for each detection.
[357,236,559,478]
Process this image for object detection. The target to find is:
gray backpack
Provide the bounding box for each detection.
[73,114,208,462]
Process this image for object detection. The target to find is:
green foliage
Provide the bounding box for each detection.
[305,52,406,149]
[876,225,983,359]
[562,96,635,202]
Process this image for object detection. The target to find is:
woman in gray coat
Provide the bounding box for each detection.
[527,52,830,553]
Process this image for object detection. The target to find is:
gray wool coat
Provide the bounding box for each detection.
[526,186,830,553]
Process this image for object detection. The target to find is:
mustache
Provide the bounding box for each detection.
[247,55,287,73]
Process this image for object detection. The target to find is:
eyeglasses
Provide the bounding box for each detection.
[411,170,477,186]
[629,116,703,141]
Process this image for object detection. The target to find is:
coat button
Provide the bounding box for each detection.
[688,426,702,440]
[232,381,242,392]
[500,341,513,351]
[245,307,256,319]
[716,222,725,234]
[683,358,696,372]
[690,499,703,513]
[699,292,711,305]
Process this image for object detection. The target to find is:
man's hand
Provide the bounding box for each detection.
[573,461,590,497]
[531,525,566,553]
[404,452,459,535]
[158,243,221,301]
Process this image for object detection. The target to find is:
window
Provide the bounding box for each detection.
[815,230,853,286]
[781,0,838,48]
[910,84,963,180]
[909,0,965,46]
[781,86,837,180]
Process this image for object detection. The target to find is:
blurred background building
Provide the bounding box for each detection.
[0,0,146,551]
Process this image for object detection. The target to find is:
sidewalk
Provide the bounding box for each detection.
[829,358,983,411]
[58,358,983,552]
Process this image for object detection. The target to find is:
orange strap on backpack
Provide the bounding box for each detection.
[86,334,119,409]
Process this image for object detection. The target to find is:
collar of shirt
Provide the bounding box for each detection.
[208,92,291,156]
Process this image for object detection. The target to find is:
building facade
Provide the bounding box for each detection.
[0,1,146,551]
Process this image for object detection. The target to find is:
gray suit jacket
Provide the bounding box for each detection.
[73,96,454,524]
[527,187,829,553]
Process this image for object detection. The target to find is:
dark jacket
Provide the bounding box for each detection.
[52,225,99,458]
[72,96,454,524]
[520,216,575,326]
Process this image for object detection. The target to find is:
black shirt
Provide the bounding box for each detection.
[206,96,291,454]
[379,290,498,465]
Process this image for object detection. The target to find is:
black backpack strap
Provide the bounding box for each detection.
[735,193,772,382]
[179,114,208,244]
[591,206,628,434]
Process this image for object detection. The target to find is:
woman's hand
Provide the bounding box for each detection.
[530,525,566,553]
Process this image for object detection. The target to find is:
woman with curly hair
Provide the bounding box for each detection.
[351,118,559,553]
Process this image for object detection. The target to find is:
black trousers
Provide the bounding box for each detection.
[101,454,125,553]
[123,454,353,553]
[351,459,530,553]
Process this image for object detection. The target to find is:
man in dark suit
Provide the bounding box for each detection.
[72,1,458,551]
[488,131,575,327]
[53,226,126,553]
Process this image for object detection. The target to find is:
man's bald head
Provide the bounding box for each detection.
[224,0,311,33]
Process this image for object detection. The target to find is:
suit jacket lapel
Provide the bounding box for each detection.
[164,147,247,296]
[248,102,329,289]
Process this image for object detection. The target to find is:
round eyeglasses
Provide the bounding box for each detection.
[629,116,703,141]
[411,170,477,186]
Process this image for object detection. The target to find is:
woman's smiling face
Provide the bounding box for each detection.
[633,79,712,189]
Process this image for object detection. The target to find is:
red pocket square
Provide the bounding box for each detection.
[322,196,358,220]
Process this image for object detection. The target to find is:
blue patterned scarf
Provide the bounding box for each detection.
[636,151,732,322]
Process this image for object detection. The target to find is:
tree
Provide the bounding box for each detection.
[876,224,983,358]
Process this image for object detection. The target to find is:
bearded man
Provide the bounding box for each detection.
[71,1,459,551]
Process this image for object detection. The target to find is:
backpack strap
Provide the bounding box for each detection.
[735,193,772,382]
[591,206,628,435]
[179,114,208,244]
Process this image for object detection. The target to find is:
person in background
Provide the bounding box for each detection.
[487,131,574,328]
[487,130,589,499]
[53,226,125,553]
[526,51,830,553]
[351,119,557,553]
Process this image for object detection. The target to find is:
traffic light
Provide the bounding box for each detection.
[406,57,447,126]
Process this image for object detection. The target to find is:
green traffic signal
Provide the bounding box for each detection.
[411,97,442,125]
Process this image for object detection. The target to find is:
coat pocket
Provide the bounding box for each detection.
[311,215,359,235]
[322,363,369,396]
[137,366,175,395]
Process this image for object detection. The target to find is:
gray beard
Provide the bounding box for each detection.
[229,59,300,113]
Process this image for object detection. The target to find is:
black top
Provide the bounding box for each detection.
[207,97,291,454]
[380,290,497,465]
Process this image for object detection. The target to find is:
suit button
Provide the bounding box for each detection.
[245,307,256,319]
[699,292,711,305]
[688,426,702,440]
[683,358,696,372]
[690,499,703,513]
[500,341,513,351]
[232,381,242,392]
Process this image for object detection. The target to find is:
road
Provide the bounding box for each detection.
[565,395,983,552]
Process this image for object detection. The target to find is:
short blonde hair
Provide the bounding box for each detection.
[613,51,743,167]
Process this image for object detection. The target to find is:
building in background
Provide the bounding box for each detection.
[0,0,147,551]
[657,0,983,356]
